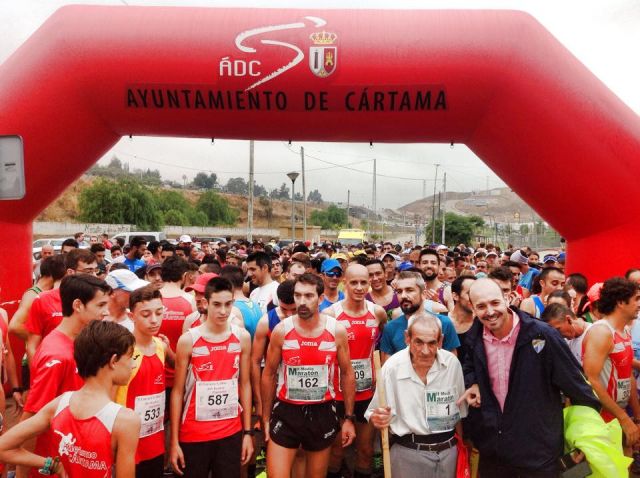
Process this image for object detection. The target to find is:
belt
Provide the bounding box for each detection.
[392,434,457,452]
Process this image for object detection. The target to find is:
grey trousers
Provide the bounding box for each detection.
[390,442,458,478]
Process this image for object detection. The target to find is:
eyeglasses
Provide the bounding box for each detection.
[324,271,342,278]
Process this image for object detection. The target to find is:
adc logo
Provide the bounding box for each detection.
[219,16,338,90]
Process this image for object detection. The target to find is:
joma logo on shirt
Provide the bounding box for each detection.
[301,341,318,347]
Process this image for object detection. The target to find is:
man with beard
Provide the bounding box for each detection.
[419,249,452,310]
[449,275,477,366]
[380,271,459,364]
[261,274,356,478]
[459,279,599,477]
[324,265,387,478]
[124,236,148,272]
[364,259,401,320]
[247,252,279,314]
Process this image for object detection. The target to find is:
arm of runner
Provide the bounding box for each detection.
[260,323,284,442]
[250,316,269,417]
[4,338,24,409]
[582,326,637,444]
[335,324,356,448]
[374,304,388,329]
[430,302,448,314]
[238,330,254,466]
[113,408,141,478]
[443,286,455,314]
[630,375,640,422]
[8,290,37,340]
[519,298,535,316]
[322,304,337,318]
[170,333,192,476]
[0,397,59,469]
[25,334,42,365]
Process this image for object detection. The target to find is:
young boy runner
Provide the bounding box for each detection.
[115,286,175,477]
[170,277,253,478]
[0,320,140,478]
[261,273,356,478]
[21,274,111,477]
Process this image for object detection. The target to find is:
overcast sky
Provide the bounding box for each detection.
[3,0,639,209]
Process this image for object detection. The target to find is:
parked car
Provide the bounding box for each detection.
[110,231,166,245]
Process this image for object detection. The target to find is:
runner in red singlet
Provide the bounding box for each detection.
[0,320,140,478]
[159,257,196,394]
[170,277,253,478]
[21,274,111,477]
[583,277,640,448]
[324,264,386,478]
[261,273,356,478]
[116,286,175,478]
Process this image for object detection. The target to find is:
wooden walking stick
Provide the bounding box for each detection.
[374,350,392,478]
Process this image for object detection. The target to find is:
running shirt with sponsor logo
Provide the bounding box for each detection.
[332,301,379,401]
[115,337,165,463]
[25,288,62,338]
[590,320,633,422]
[160,295,195,387]
[25,329,83,478]
[51,392,122,478]
[179,325,243,442]
[276,316,338,405]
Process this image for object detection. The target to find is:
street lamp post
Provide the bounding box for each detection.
[287,172,299,241]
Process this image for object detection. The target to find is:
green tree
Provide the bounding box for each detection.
[153,189,190,213]
[225,177,249,195]
[307,189,323,203]
[425,212,484,246]
[520,223,530,235]
[193,172,218,189]
[163,209,189,226]
[196,191,238,225]
[277,183,290,200]
[79,178,162,229]
[310,205,348,230]
[188,210,209,227]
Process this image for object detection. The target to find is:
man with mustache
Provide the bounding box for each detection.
[261,273,356,478]
[380,271,460,364]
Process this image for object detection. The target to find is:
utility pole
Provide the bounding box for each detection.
[422,179,426,199]
[372,158,377,236]
[441,172,447,244]
[347,189,351,227]
[431,163,440,244]
[301,147,307,242]
[248,141,254,242]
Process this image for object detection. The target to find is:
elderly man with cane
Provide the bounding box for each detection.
[366,313,467,477]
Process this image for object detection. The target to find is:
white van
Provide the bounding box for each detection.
[111,231,166,245]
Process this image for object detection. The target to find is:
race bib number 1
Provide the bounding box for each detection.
[195,379,238,421]
[135,392,165,438]
[286,365,328,402]
[425,390,460,433]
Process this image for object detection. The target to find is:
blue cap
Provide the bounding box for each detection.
[558,252,566,262]
[398,261,414,271]
[542,254,558,264]
[321,258,342,273]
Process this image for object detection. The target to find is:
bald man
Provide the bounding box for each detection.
[324,265,387,478]
[459,279,599,478]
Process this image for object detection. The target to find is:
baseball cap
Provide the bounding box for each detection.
[510,250,528,265]
[486,251,498,258]
[105,269,149,292]
[542,254,558,264]
[146,263,162,273]
[436,245,449,251]
[321,258,342,273]
[185,272,219,294]
[179,234,193,243]
[353,250,367,257]
[398,261,414,271]
[557,252,566,263]
[587,282,603,304]
[381,253,401,265]
[332,253,348,262]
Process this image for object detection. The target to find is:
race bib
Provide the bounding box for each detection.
[195,379,238,421]
[286,365,328,402]
[425,390,460,432]
[617,378,631,405]
[340,359,373,392]
[134,392,165,438]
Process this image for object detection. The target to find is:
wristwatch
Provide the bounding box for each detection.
[243,429,255,436]
[344,414,357,423]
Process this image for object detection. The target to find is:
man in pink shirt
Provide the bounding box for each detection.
[458,279,599,477]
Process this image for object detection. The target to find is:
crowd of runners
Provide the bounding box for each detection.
[0,233,638,477]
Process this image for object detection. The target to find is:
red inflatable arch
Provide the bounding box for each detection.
[1,6,640,307]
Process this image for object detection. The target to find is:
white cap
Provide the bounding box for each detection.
[105,269,149,292]
[179,234,193,243]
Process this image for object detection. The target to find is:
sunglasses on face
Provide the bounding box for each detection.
[324,271,342,278]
